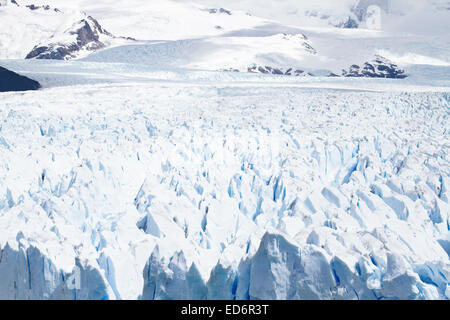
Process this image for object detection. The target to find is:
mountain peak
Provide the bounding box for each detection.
[25,15,116,60]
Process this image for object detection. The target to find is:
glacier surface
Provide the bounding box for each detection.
[0,71,449,299]
[0,0,449,301]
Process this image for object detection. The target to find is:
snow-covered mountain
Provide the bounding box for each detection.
[1,0,449,78]
[25,15,130,60]
[193,0,450,29]
[0,1,134,60]
[0,0,449,301]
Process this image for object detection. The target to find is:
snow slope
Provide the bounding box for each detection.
[73,0,449,77]
[0,2,66,59]
[13,0,267,40]
[81,33,317,72]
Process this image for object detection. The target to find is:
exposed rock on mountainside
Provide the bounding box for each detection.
[25,16,116,60]
[207,8,232,15]
[226,55,406,79]
[1,0,59,10]
[25,4,61,13]
[342,55,407,78]
[0,66,41,92]
[281,33,317,54]
[334,16,360,29]
[247,65,314,77]
[0,0,18,6]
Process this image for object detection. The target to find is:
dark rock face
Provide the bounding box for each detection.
[336,17,359,29]
[221,68,240,72]
[342,55,407,79]
[25,16,112,60]
[225,55,406,79]
[0,1,60,10]
[208,8,232,15]
[26,4,61,13]
[0,0,19,6]
[247,65,314,77]
[302,42,317,55]
[223,55,406,79]
[280,33,317,55]
[353,0,390,22]
[0,66,41,92]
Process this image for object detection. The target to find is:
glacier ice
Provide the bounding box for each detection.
[0,80,449,300]
[0,241,114,300]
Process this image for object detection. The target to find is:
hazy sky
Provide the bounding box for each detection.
[177,0,450,32]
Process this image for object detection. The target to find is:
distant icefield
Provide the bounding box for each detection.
[0,0,449,300]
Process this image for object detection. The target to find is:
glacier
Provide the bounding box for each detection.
[0,73,448,299]
[0,0,449,301]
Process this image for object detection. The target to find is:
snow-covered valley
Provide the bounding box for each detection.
[0,0,449,300]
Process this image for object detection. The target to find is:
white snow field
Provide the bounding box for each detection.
[0,0,449,300]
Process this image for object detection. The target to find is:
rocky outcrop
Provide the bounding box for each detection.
[338,17,359,28]
[25,4,61,13]
[25,16,114,60]
[224,55,406,79]
[208,8,232,15]
[342,55,407,79]
[0,66,41,92]
[233,55,406,79]
[219,33,317,77]
[247,65,314,77]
